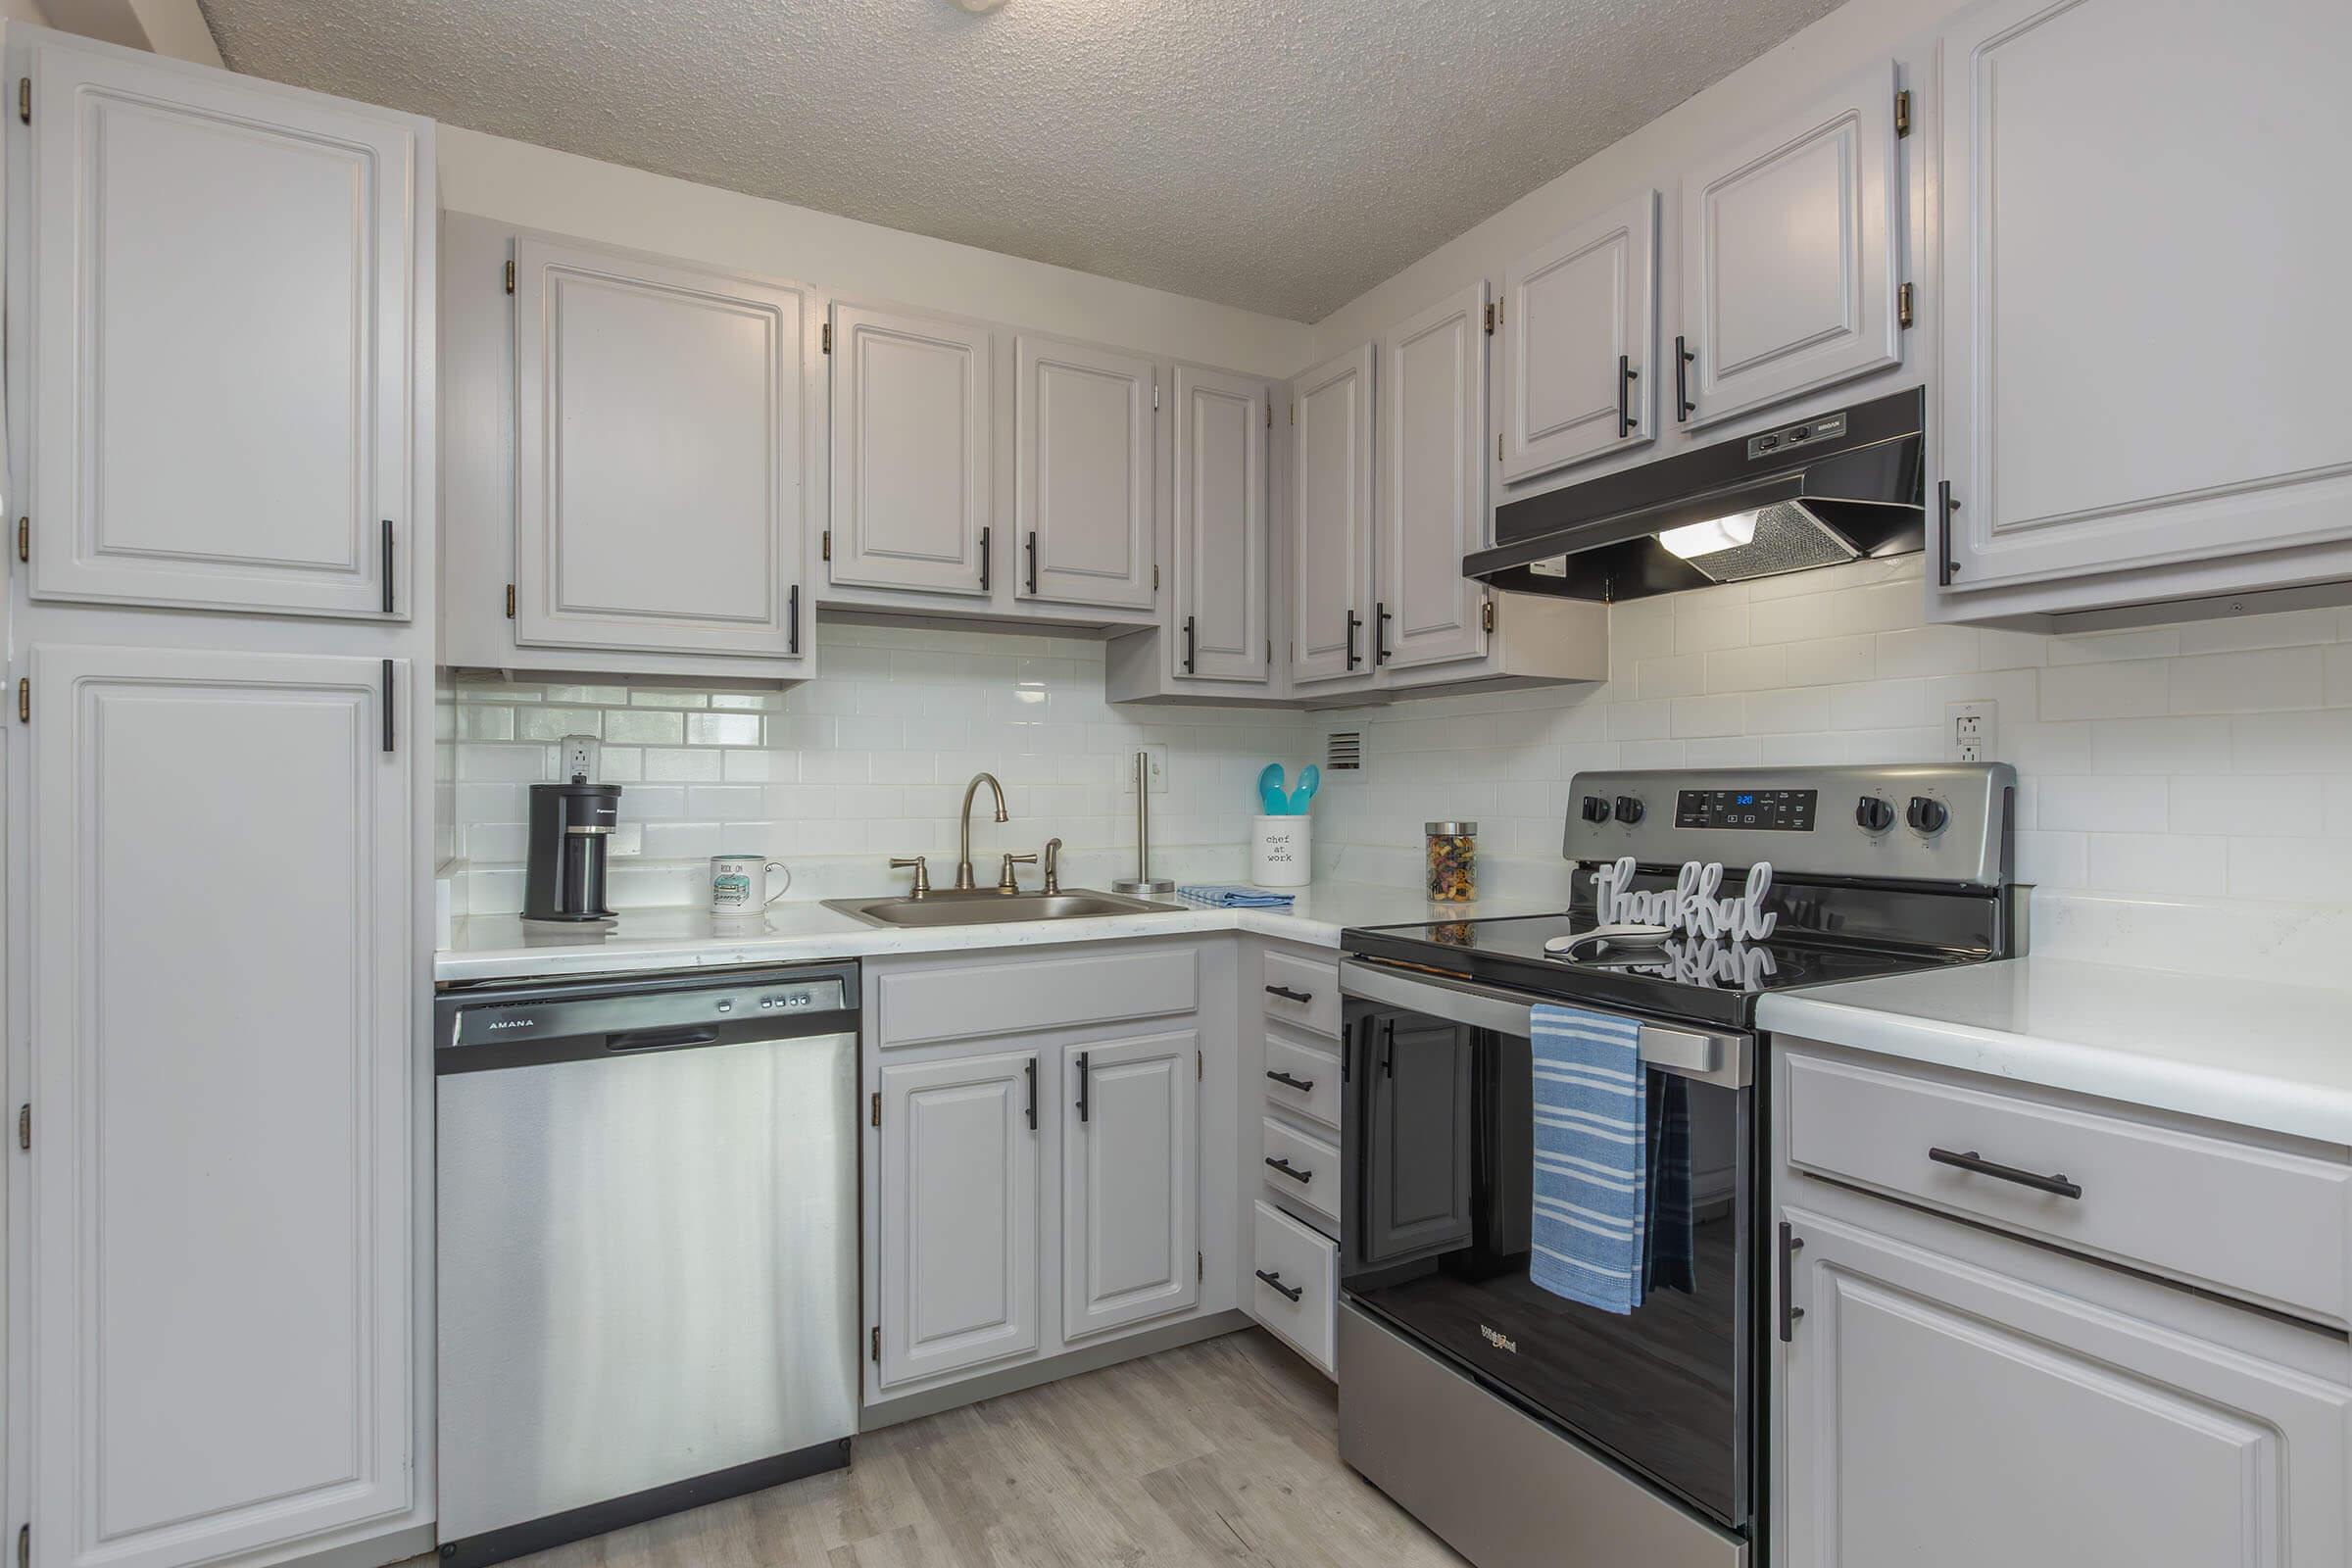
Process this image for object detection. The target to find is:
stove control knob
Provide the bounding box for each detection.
[1579,795,1613,824]
[1905,796,1949,835]
[1855,795,1895,833]
[1613,796,1645,825]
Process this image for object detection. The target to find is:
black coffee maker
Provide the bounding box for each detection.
[522,778,622,921]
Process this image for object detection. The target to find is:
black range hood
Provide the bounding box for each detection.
[1467,386,1925,602]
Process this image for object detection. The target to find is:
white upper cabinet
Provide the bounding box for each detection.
[1676,59,1901,430]
[30,644,414,1568]
[1290,344,1376,686]
[20,34,429,619]
[1499,190,1657,482]
[875,1050,1040,1389]
[1377,283,1490,671]
[1062,1033,1200,1341]
[513,238,814,662]
[1936,0,2352,598]
[1014,335,1156,612]
[1170,366,1270,682]
[828,303,993,597]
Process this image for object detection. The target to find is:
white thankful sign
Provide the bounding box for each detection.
[1589,857,1779,944]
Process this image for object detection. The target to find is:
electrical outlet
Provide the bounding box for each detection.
[1120,744,1170,795]
[1945,701,1996,764]
[561,733,599,783]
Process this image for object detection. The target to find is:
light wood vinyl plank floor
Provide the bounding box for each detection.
[504,1329,1468,1568]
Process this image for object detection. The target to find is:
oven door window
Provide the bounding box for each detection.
[1341,1004,1751,1529]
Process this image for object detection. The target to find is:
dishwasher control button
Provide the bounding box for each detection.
[716,999,734,1013]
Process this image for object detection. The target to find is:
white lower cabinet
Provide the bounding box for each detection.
[1777,1204,2350,1568]
[874,1049,1042,1388]
[1250,1200,1337,1378]
[28,644,416,1568]
[1062,1032,1200,1340]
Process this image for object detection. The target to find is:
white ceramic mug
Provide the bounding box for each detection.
[710,854,791,913]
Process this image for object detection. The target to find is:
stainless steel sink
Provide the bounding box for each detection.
[822,888,1171,928]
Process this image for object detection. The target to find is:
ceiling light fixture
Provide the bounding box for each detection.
[1657,512,1759,561]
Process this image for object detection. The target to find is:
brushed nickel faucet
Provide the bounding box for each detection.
[955,771,1008,891]
[1043,837,1063,895]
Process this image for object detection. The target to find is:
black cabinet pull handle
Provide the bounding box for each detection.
[1374,600,1392,664]
[1936,481,1961,586]
[1778,1222,1804,1343]
[1265,985,1312,1004]
[1929,1147,2081,1200]
[1381,1017,1395,1078]
[1264,1156,1312,1184]
[380,519,395,613]
[1183,613,1198,674]
[1075,1051,1090,1123]
[1616,354,1639,438]
[1266,1070,1317,1093]
[787,583,801,655]
[1345,610,1361,669]
[1024,529,1039,595]
[978,524,992,591]
[1024,1057,1037,1132]
[1254,1269,1303,1302]
[380,660,395,754]
[1674,335,1695,422]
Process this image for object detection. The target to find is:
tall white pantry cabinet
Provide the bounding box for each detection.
[4,26,437,1568]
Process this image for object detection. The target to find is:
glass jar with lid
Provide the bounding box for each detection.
[1425,821,1477,903]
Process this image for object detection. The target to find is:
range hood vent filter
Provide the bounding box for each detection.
[1676,501,1860,584]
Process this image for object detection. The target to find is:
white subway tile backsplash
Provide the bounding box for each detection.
[2035,776,2169,834]
[2086,832,2227,896]
[2041,660,2169,721]
[1783,635,1875,687]
[2166,647,2324,714]
[1873,625,1980,679]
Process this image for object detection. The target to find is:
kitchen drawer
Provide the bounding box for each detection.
[1785,1049,2352,1326]
[875,946,1199,1048]
[1261,1115,1340,1225]
[1261,950,1340,1040]
[1251,1199,1337,1377]
[1262,1032,1341,1133]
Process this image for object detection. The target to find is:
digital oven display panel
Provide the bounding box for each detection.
[1675,788,1818,831]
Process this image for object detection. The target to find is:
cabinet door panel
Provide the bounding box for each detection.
[1379,282,1490,671]
[514,239,811,660]
[31,646,413,1568]
[1938,0,2352,591]
[1361,1012,1474,1264]
[829,304,992,596]
[878,1052,1039,1386]
[1064,1033,1200,1340]
[1500,190,1657,481]
[1290,345,1375,686]
[1017,335,1155,611]
[25,39,424,617]
[1679,60,1899,428]
[1170,367,1268,682]
[1781,1209,2350,1568]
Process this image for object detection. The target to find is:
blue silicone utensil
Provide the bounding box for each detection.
[1256,762,1289,815]
[1288,764,1320,815]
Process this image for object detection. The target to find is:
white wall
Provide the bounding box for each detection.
[439,125,1311,379]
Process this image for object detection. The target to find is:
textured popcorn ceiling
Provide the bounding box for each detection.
[199,0,1841,321]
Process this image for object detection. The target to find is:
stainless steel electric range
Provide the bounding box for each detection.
[1335,763,2018,1568]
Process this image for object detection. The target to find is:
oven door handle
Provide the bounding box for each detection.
[1338,957,1751,1090]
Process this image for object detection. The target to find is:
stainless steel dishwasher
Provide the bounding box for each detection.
[434,962,859,1568]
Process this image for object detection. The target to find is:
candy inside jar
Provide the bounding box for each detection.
[1425,820,1478,903]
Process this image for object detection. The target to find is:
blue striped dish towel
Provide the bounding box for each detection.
[1175,885,1296,908]
[1530,1003,1649,1315]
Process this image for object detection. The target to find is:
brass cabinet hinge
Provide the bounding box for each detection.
[1483,302,1495,335]
[17,78,27,125]
[1898,281,1915,329]
[821,529,832,563]
[869,1091,880,1127]
[870,1326,881,1364]
[504,259,514,294]
[16,679,25,723]
[1481,598,1495,633]
[16,1102,26,1151]
[821,321,832,355]
[504,583,516,618]
[1894,88,1912,138]
[16,516,24,563]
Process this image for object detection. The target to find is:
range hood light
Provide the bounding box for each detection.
[1657,512,1759,561]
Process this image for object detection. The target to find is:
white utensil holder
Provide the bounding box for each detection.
[1251,815,1310,888]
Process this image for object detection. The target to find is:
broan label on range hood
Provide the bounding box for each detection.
[1466,387,1926,604]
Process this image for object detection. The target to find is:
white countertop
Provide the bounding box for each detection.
[1758,953,2352,1147]
[436,880,1544,985]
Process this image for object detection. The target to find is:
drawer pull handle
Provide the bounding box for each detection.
[1254,1268,1304,1302]
[1266,1070,1317,1093]
[1929,1147,2082,1200]
[1266,985,1313,1004]
[1778,1221,1804,1343]
[1264,1156,1312,1184]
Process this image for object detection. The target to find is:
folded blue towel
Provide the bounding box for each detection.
[1529,1003,1648,1315]
[1175,885,1297,908]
